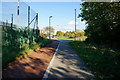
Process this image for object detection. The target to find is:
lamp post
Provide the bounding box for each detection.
[74,9,76,40]
[17,0,20,26]
[49,16,52,39]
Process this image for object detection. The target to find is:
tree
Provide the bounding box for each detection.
[79,2,120,47]
[64,31,75,38]
[76,29,83,32]
[76,29,85,37]
[43,26,55,37]
[76,32,85,37]
[56,31,64,37]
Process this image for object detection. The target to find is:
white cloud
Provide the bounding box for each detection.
[64,26,74,30]
[55,25,74,32]
[81,20,87,24]
[68,21,79,25]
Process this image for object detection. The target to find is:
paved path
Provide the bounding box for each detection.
[46,40,95,80]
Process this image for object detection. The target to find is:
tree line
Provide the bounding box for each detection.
[79,2,120,48]
[56,29,85,38]
[40,26,85,39]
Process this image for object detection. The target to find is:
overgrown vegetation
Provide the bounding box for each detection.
[2,25,52,68]
[69,41,120,80]
[68,2,120,80]
[79,2,120,48]
[3,38,51,68]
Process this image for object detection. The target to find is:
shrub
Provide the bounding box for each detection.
[29,42,40,50]
[40,38,52,47]
[2,37,52,68]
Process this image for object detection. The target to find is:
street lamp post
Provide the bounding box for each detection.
[74,9,76,40]
[49,16,52,39]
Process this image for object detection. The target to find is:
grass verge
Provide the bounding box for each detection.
[57,36,87,41]
[69,41,120,80]
[57,37,74,41]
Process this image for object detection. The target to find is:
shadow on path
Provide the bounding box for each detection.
[46,40,95,80]
[2,40,59,80]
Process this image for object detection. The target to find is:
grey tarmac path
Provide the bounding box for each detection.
[46,40,95,80]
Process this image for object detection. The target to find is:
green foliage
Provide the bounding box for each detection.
[56,31,64,37]
[57,37,74,41]
[2,38,51,68]
[76,32,85,37]
[64,31,75,38]
[79,2,120,48]
[21,44,29,51]
[29,42,41,50]
[56,30,85,38]
[69,41,120,80]
[40,33,48,38]
[76,36,87,41]
[43,26,55,37]
[2,26,42,46]
[40,38,52,47]
[2,25,52,68]
[2,44,21,67]
[56,30,87,41]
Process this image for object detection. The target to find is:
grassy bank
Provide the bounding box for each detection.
[57,36,87,41]
[57,37,74,41]
[2,38,52,68]
[69,41,120,80]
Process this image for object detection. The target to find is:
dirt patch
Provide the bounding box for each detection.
[2,40,59,80]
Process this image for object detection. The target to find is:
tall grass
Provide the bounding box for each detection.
[69,41,120,80]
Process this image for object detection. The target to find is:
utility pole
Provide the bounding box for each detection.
[27,6,30,44]
[11,14,13,30]
[17,0,20,26]
[49,16,52,39]
[28,6,30,28]
[75,9,77,40]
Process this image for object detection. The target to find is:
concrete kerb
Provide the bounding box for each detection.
[42,40,61,80]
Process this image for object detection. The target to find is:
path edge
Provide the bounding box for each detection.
[42,40,60,80]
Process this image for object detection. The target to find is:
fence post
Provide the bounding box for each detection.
[36,13,39,41]
[28,6,30,44]
[36,13,39,35]
[36,13,38,30]
[10,14,13,45]
[28,6,30,28]
[11,14,13,30]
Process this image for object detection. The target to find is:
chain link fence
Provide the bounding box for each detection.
[1,1,41,48]
[1,1,43,67]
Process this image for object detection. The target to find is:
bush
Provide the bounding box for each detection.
[2,44,21,68]
[21,44,29,51]
[40,38,52,47]
[29,42,41,50]
[2,38,52,68]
